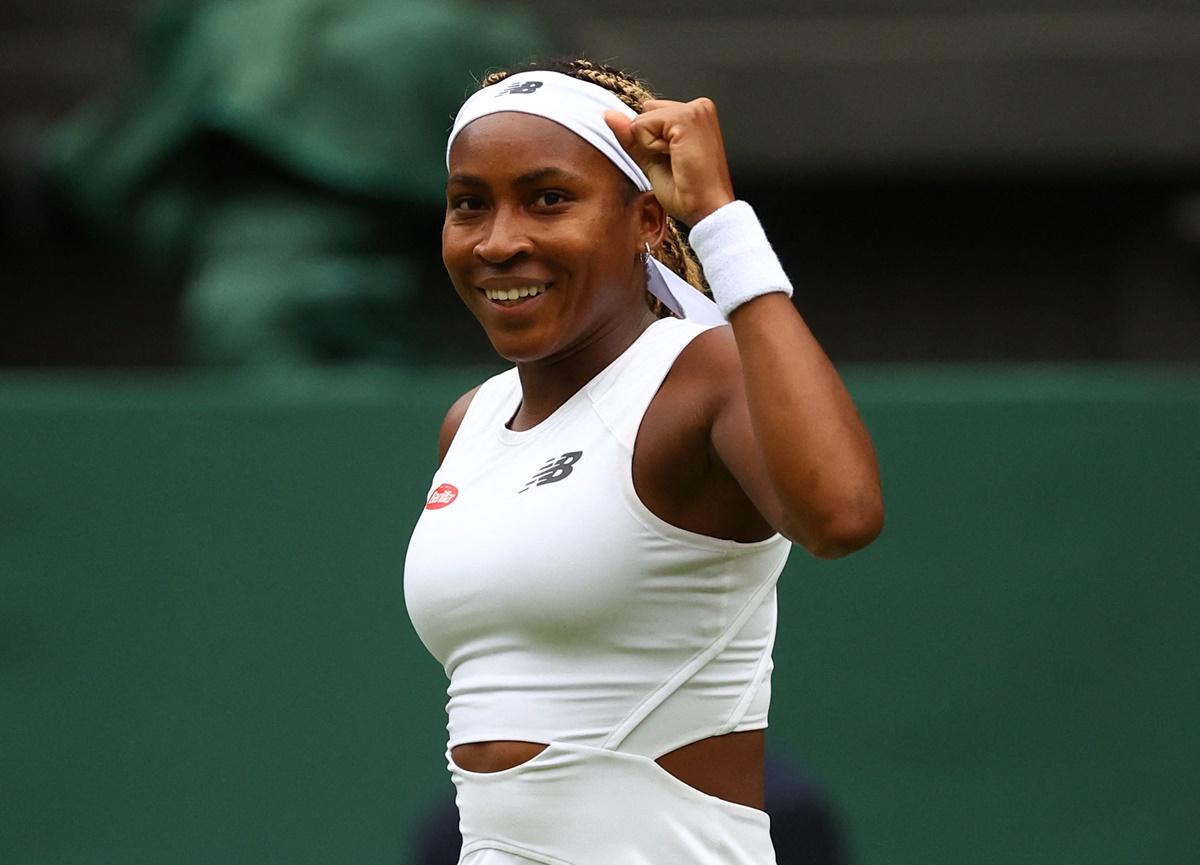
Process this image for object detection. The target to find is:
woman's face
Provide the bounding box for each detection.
[443,111,659,363]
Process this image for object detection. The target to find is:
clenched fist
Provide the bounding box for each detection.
[605,98,736,226]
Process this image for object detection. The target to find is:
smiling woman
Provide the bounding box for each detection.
[442,113,655,364]
[403,58,883,865]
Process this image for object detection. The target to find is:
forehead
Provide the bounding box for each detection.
[447,112,620,182]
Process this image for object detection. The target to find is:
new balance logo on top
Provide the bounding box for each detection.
[496,80,543,97]
[520,451,582,492]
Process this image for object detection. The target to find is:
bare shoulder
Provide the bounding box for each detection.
[638,323,776,541]
[438,385,482,465]
[666,323,742,411]
[644,323,742,449]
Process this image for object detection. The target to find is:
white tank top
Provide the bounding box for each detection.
[403,317,791,758]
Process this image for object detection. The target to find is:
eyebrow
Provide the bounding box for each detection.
[447,167,586,188]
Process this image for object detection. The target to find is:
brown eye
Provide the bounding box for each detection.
[534,191,567,207]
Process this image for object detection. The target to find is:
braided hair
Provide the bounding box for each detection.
[477,58,710,317]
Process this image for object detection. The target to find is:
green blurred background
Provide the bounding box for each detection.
[2,1,1200,864]
[3,368,1197,864]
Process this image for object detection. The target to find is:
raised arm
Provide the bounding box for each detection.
[607,99,883,557]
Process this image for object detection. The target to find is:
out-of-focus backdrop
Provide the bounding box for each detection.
[2,2,1197,864]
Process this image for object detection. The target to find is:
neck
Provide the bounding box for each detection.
[509,306,658,431]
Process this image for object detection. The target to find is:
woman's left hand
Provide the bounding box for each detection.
[605,99,736,226]
[611,101,883,559]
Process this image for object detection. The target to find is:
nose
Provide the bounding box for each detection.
[473,206,534,263]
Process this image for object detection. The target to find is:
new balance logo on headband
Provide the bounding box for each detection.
[520,451,582,492]
[497,80,543,97]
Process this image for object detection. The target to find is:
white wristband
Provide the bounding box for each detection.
[688,200,793,317]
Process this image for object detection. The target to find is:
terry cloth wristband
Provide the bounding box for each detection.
[688,201,793,317]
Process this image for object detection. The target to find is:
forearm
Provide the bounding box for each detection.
[690,202,883,555]
[728,293,882,555]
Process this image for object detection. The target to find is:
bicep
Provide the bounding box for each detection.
[709,375,789,535]
[699,331,791,535]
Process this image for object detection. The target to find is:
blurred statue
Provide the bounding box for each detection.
[41,0,547,365]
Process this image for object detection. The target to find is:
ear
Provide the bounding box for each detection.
[633,191,667,250]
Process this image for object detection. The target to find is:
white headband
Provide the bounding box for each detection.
[446,70,726,325]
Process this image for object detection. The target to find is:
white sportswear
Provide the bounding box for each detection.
[404,317,791,759]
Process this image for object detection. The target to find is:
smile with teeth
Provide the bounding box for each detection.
[483,284,550,303]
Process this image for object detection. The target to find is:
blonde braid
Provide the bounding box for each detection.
[477,59,711,317]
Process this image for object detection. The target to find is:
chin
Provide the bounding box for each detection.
[481,324,561,364]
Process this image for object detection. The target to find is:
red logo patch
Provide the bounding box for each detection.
[425,483,459,510]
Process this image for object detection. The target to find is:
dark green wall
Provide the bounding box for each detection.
[2,367,1197,865]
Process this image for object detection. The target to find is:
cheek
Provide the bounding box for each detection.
[565,212,637,269]
[441,220,459,266]
[577,220,639,281]
[441,227,473,284]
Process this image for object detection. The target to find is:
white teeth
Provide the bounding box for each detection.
[484,285,548,302]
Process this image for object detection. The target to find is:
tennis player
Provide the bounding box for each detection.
[404,58,883,865]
